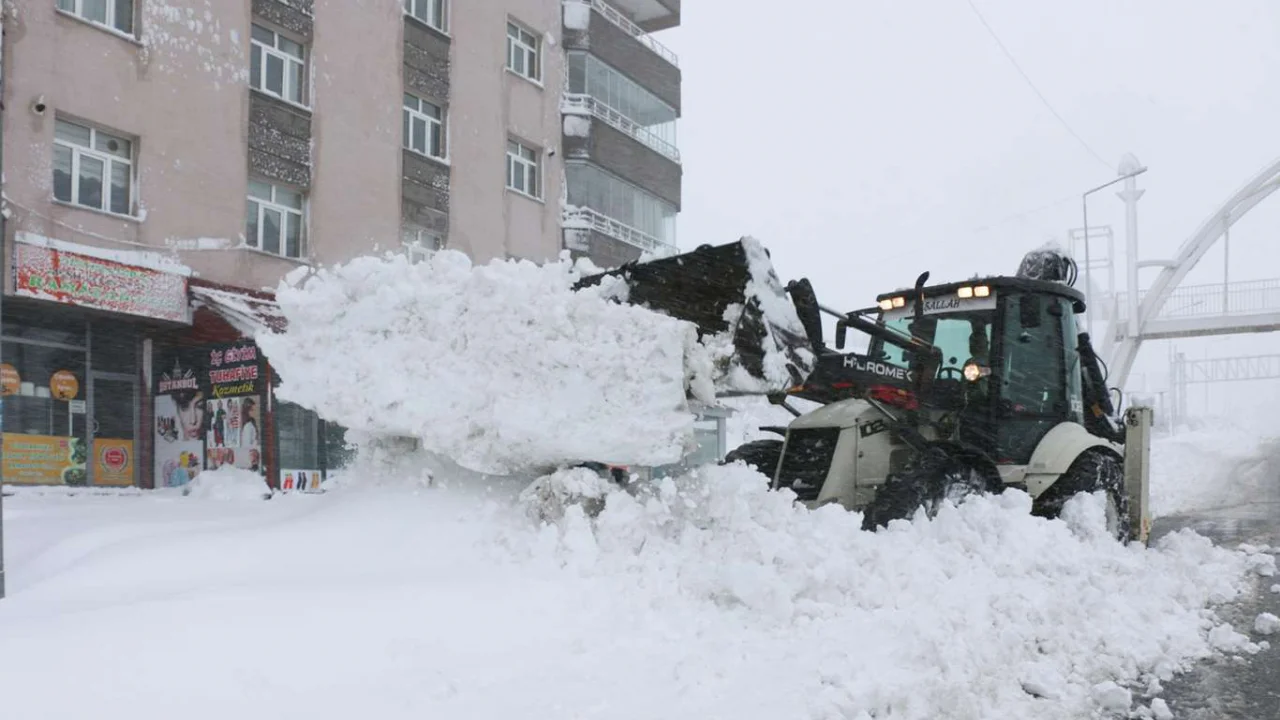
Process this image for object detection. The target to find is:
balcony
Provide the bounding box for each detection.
[600,0,679,32]
[564,0,679,67]
[563,206,676,257]
[562,94,679,163]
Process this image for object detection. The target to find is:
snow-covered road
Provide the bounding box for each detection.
[0,429,1278,720]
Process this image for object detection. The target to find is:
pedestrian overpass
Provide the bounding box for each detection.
[1101,157,1280,389]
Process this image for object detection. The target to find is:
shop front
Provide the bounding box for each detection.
[2,234,190,487]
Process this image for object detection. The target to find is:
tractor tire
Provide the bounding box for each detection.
[861,446,998,531]
[722,439,784,480]
[1031,450,1131,543]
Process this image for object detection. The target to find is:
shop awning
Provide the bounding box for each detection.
[190,284,288,338]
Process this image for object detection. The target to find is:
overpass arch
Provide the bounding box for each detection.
[1106,157,1280,389]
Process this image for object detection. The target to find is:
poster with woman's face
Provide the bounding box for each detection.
[154,393,204,488]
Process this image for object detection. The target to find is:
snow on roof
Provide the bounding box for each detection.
[190,283,287,336]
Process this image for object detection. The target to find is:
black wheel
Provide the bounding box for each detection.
[1032,450,1131,542]
[722,439,784,480]
[861,445,999,531]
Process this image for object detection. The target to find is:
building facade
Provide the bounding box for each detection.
[0,0,683,490]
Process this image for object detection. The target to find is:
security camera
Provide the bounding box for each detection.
[30,95,46,115]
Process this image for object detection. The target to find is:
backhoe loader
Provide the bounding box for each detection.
[581,240,1153,543]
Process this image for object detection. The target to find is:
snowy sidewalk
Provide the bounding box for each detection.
[0,460,1276,720]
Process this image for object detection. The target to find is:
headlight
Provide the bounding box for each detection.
[973,285,991,298]
[878,299,894,311]
[963,362,985,382]
[957,286,974,299]
[891,296,906,308]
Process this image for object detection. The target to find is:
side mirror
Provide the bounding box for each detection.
[1019,295,1042,329]
[835,320,848,349]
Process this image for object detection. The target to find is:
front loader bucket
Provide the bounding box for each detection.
[575,238,817,395]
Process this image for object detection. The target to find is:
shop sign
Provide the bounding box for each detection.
[207,342,265,399]
[50,369,80,400]
[94,438,135,486]
[13,243,189,323]
[2,433,89,485]
[0,364,20,396]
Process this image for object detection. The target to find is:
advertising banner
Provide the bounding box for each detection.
[153,341,267,487]
[93,438,135,486]
[2,433,88,485]
[13,243,189,323]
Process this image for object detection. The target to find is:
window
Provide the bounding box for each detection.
[874,308,995,381]
[401,225,443,263]
[506,21,540,81]
[53,118,134,216]
[404,0,447,32]
[245,180,305,259]
[57,0,134,35]
[506,140,541,199]
[403,94,445,160]
[565,163,677,244]
[250,24,306,106]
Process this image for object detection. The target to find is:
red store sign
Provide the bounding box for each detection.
[13,243,189,323]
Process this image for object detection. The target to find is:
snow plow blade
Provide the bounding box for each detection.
[574,238,817,395]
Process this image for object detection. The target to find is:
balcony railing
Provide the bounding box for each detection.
[566,0,679,67]
[563,206,677,256]
[562,94,680,163]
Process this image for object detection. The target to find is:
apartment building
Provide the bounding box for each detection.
[0,0,682,490]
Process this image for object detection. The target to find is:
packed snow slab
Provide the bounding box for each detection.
[258,241,815,473]
[0,463,1267,720]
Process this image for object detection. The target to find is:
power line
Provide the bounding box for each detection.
[964,0,1114,171]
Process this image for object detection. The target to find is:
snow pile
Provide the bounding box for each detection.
[507,464,1257,719]
[1255,613,1280,636]
[1149,427,1279,517]
[181,466,271,501]
[257,250,700,474]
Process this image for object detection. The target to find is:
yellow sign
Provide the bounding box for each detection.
[94,438,135,486]
[50,370,80,401]
[2,433,88,485]
[0,364,19,396]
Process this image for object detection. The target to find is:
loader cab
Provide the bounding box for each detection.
[867,278,1086,465]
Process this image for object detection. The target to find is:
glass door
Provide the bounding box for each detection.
[90,374,137,487]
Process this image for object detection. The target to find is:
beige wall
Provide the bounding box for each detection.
[2,1,407,295]
[449,0,565,264]
[2,1,565,296]
[308,0,403,263]
[2,2,263,288]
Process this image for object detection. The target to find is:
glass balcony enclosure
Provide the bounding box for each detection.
[567,52,677,151]
[566,162,677,247]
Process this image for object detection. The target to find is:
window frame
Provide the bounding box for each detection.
[404,0,448,33]
[56,0,135,36]
[402,94,447,161]
[249,23,309,108]
[52,117,136,217]
[505,20,541,83]
[505,140,542,200]
[401,225,444,263]
[245,179,307,260]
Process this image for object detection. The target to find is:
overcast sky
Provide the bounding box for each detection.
[659,0,1280,417]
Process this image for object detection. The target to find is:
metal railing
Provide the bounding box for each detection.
[563,206,677,256]
[567,0,679,67]
[562,94,680,163]
[1113,278,1280,321]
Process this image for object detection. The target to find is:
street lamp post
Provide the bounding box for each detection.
[1081,162,1149,336]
